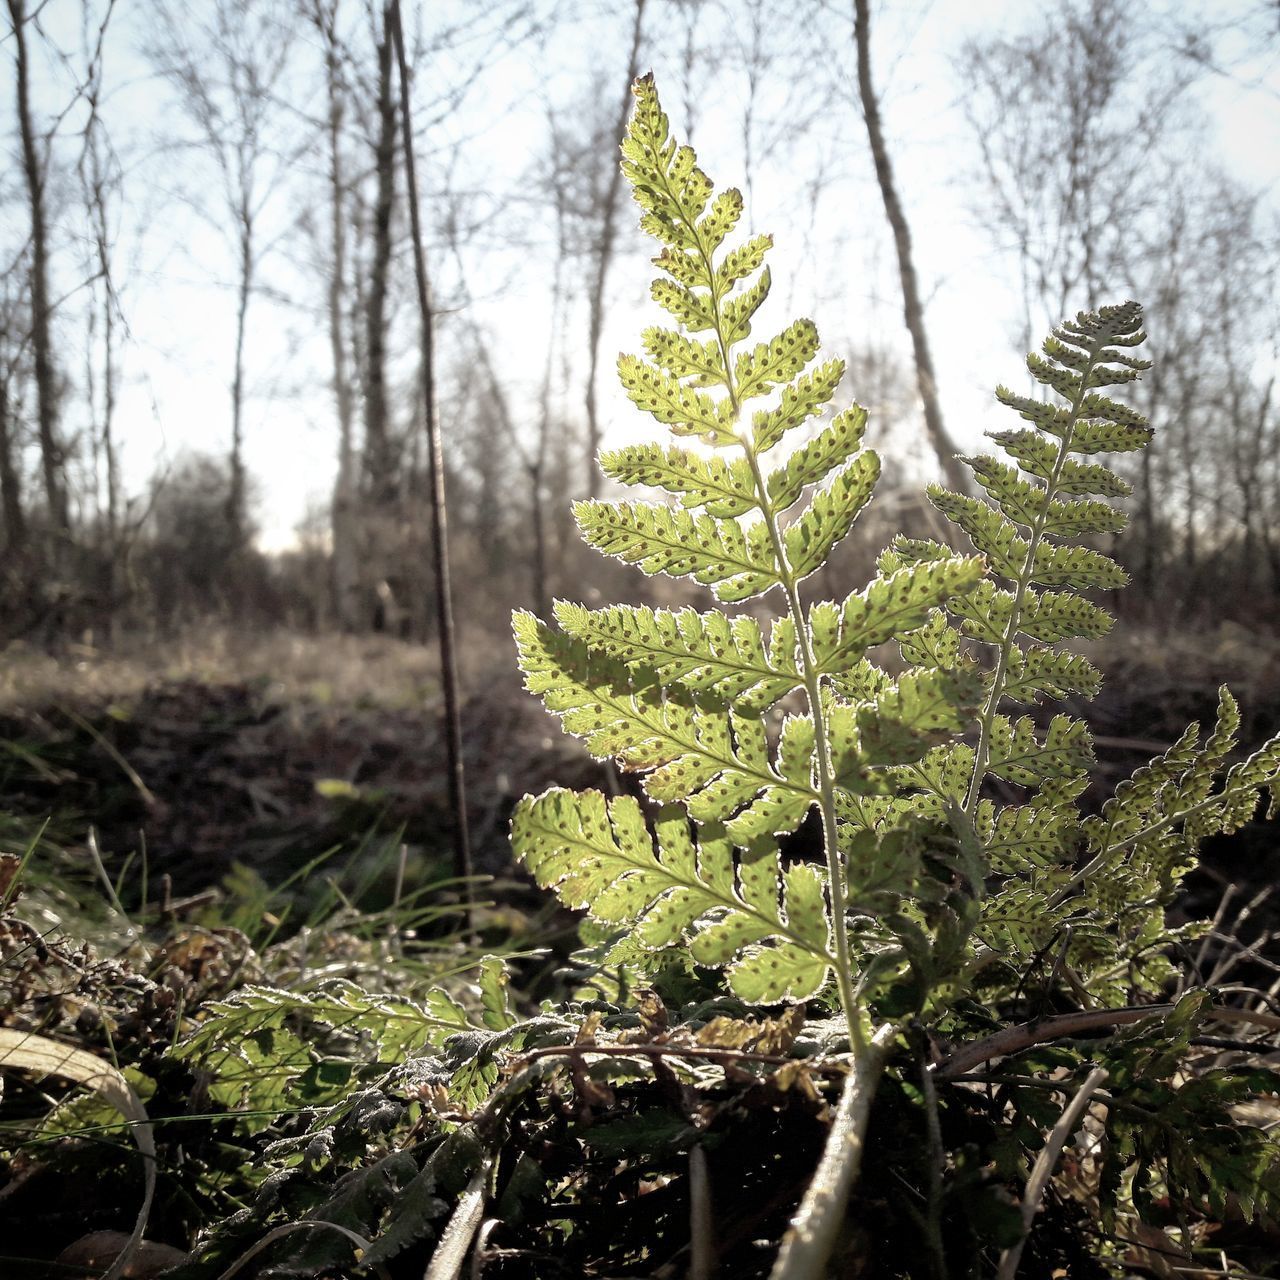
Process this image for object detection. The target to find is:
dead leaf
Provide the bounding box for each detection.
[57,1232,187,1279]
[0,1030,155,1280]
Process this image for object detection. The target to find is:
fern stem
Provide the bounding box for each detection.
[768,1022,895,1280]
[682,206,863,1050]
[741,438,863,1050]
[962,347,1102,818]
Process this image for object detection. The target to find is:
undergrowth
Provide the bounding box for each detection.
[2,74,1280,1280]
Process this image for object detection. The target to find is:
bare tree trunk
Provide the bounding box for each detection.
[314,0,361,630]
[387,0,473,909]
[9,0,70,538]
[853,0,968,496]
[227,207,252,546]
[583,0,646,497]
[0,369,26,552]
[364,17,397,508]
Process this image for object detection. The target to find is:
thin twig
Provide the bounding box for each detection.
[918,1045,948,1280]
[689,1145,716,1280]
[933,1001,1280,1081]
[386,0,473,922]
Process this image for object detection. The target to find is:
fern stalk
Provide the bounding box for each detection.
[769,1023,896,1280]
[738,431,864,1048]
[686,210,862,1046]
[962,349,1099,817]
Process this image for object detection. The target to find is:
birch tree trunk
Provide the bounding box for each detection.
[853,0,968,496]
[583,0,646,497]
[313,0,361,630]
[9,0,70,540]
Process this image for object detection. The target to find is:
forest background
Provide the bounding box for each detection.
[3,0,1278,651]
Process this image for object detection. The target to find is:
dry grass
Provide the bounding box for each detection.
[0,625,517,713]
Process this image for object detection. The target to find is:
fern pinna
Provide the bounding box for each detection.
[510,75,1279,1048]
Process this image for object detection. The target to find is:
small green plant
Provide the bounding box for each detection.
[511,75,1280,1275]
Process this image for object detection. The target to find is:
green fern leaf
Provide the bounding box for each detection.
[641,327,724,384]
[598,442,757,517]
[514,613,814,823]
[617,354,736,444]
[653,245,707,289]
[477,957,517,1031]
[966,455,1128,535]
[1061,418,1156,454]
[856,667,986,768]
[947,581,1114,644]
[977,799,1080,873]
[929,488,1128,590]
[734,319,821,399]
[511,789,833,1002]
[810,557,987,678]
[721,265,772,343]
[897,610,963,669]
[650,276,716,332]
[988,715,1094,788]
[999,647,1103,703]
[987,429,1132,496]
[698,187,744,252]
[554,600,800,712]
[767,406,868,512]
[751,359,846,452]
[573,499,779,601]
[717,232,773,288]
[783,453,881,579]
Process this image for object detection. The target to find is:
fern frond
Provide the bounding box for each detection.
[751,359,847,452]
[928,488,1128,590]
[987,714,1094,789]
[512,789,833,1001]
[985,430,1132,496]
[640,326,724,384]
[599,442,757,516]
[809,557,987,678]
[999,647,1103,703]
[734,318,820,398]
[947,581,1114,644]
[965,455,1128,535]
[766,406,868,511]
[513,613,815,833]
[1078,691,1280,909]
[845,667,987,770]
[553,600,801,712]
[573,499,780,601]
[617,354,737,444]
[783,453,881,579]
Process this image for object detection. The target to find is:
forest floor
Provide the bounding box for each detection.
[1,619,1276,911]
[2,619,1280,1277]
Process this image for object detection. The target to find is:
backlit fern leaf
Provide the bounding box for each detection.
[512,76,1279,1048]
[512,789,833,1000]
[553,600,801,712]
[600,442,757,516]
[573,499,780,601]
[514,612,816,837]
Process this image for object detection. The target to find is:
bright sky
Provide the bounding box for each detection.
[8,0,1279,551]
